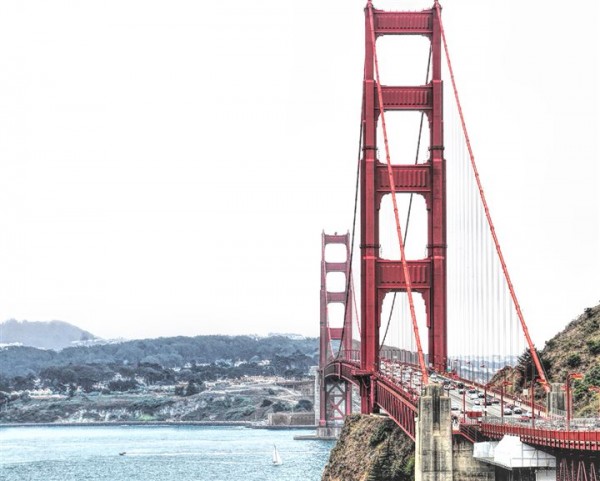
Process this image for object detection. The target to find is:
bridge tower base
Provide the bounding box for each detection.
[416,385,495,481]
[416,385,454,481]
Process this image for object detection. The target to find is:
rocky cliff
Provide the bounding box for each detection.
[321,414,414,481]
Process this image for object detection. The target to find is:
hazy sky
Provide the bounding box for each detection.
[0,0,598,347]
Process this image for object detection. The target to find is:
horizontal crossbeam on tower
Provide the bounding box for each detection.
[378,85,432,111]
[377,260,431,290]
[325,262,348,272]
[372,9,433,36]
[376,164,431,197]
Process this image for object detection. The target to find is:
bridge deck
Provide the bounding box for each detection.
[325,358,600,452]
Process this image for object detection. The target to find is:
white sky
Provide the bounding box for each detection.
[0,0,598,347]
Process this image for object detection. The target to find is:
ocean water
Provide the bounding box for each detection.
[0,425,335,481]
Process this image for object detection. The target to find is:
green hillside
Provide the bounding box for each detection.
[540,303,600,416]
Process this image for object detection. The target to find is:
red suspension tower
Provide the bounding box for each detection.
[360,1,447,413]
[318,232,354,435]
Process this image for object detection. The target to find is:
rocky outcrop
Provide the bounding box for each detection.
[321,414,414,481]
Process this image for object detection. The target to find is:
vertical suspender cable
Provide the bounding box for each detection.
[351,275,361,337]
[434,1,549,391]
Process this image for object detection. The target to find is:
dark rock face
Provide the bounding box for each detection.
[321,414,415,481]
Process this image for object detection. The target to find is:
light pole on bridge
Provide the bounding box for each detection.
[499,380,511,424]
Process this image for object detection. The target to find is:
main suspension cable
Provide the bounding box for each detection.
[368,2,428,384]
[434,1,549,391]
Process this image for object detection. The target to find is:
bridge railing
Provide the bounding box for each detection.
[379,349,424,366]
[482,415,600,431]
[479,421,600,451]
[444,373,547,415]
[375,377,418,440]
[328,349,360,364]
[323,357,362,385]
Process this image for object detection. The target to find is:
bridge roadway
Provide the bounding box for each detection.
[325,356,600,452]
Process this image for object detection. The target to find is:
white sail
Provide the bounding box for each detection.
[272,445,282,465]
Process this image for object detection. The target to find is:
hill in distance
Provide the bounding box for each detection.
[0,319,97,351]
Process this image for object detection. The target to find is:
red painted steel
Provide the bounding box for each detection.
[319,232,354,428]
[479,422,600,452]
[374,377,418,440]
[368,0,429,385]
[324,360,600,454]
[557,456,599,481]
[320,2,600,460]
[379,86,432,110]
[360,0,380,414]
[360,0,447,415]
[325,360,418,440]
[372,10,433,35]
[376,164,431,200]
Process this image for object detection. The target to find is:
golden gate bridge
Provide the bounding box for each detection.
[316,2,599,480]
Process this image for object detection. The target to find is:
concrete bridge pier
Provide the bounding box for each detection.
[416,384,495,481]
[416,385,454,481]
[547,383,566,416]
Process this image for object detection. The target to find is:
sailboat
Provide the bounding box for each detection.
[272,444,282,466]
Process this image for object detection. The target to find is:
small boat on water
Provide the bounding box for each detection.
[272,444,282,466]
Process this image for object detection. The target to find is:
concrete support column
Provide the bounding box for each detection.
[416,385,454,481]
[547,383,566,416]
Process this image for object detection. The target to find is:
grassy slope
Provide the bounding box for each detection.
[540,303,600,416]
[488,303,600,415]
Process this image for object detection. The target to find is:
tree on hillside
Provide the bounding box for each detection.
[515,349,552,388]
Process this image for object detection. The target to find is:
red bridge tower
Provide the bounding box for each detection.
[318,232,354,435]
[360,2,447,413]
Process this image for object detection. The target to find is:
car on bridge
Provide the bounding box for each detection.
[503,408,513,415]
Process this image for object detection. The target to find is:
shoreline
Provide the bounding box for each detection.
[0,421,317,430]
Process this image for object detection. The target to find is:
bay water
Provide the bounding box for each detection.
[0,425,335,481]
